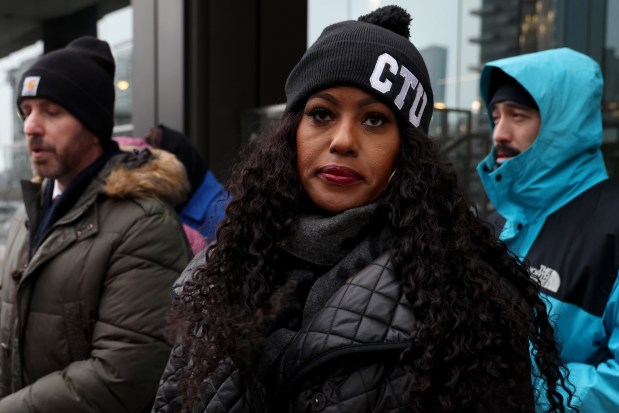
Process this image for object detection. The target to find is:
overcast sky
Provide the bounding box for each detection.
[309,0,483,109]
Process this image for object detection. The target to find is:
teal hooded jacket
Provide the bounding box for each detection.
[477,48,619,412]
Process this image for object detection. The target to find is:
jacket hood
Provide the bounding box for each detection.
[103,148,190,207]
[158,125,207,197]
[476,48,607,256]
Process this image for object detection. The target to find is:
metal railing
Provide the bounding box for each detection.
[431,107,494,217]
[439,132,493,217]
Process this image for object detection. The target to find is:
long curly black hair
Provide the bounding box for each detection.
[171,110,575,412]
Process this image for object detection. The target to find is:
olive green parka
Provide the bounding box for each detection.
[0,148,193,412]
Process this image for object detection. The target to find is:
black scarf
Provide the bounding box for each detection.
[283,202,393,319]
[257,202,393,389]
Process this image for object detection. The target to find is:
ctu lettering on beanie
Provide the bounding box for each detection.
[370,52,428,129]
[285,5,434,133]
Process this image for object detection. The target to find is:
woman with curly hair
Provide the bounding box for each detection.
[152,5,574,413]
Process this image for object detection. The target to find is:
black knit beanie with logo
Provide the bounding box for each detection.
[285,5,434,133]
[16,36,116,146]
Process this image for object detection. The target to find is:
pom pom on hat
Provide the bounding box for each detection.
[358,5,412,38]
[285,5,434,133]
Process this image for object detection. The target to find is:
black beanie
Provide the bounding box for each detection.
[488,70,538,111]
[285,5,433,133]
[16,36,116,145]
[158,124,207,197]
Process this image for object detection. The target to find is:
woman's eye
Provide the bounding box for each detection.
[364,113,386,127]
[305,107,333,123]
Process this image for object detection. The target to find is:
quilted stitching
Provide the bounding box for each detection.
[153,252,415,413]
[152,350,251,413]
[152,348,185,413]
[202,370,249,413]
[284,252,413,373]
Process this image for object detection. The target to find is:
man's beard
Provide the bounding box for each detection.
[493,142,521,162]
[28,137,64,179]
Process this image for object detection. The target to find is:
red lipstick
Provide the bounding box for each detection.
[319,165,362,185]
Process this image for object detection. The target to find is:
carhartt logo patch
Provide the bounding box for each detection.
[21,76,41,97]
[531,264,561,293]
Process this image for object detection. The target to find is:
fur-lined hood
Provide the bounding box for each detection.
[103,148,190,207]
[28,147,190,210]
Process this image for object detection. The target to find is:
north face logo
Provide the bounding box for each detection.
[530,264,561,293]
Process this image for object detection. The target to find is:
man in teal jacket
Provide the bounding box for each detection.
[477,48,619,411]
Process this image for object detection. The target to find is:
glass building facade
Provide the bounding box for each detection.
[0,0,617,218]
[468,0,619,208]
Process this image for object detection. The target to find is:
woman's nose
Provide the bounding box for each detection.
[328,118,358,156]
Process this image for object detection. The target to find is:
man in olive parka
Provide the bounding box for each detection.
[0,37,192,412]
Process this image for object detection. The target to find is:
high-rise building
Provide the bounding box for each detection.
[470,0,618,178]
[471,0,608,80]
[470,0,521,63]
[420,45,447,105]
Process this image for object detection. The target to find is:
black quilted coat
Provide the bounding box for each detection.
[153,250,532,413]
[152,252,417,413]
